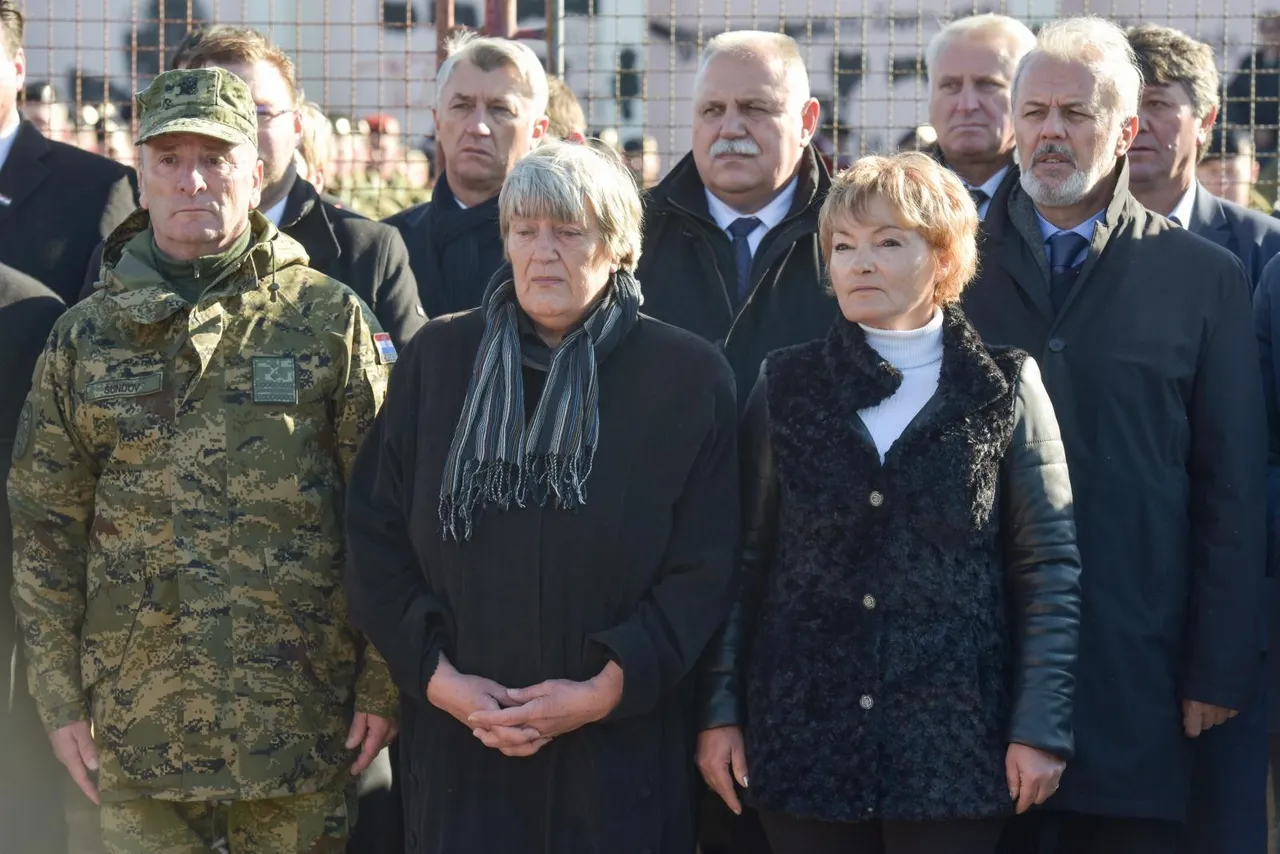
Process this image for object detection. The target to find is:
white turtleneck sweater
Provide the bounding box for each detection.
[856,309,945,461]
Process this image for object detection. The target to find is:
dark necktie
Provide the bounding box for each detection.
[1047,231,1090,312]
[968,187,989,211]
[727,216,762,304]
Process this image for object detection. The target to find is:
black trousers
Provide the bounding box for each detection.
[996,811,1183,854]
[759,810,1005,854]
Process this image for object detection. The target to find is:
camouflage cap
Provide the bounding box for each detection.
[134,67,257,149]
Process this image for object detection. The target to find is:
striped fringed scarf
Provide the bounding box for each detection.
[438,264,642,542]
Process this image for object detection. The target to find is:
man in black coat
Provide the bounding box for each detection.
[79,28,427,352]
[0,1,136,305]
[0,263,65,854]
[1125,25,1280,854]
[923,13,1035,221]
[385,32,549,318]
[635,30,838,408]
[1128,26,1280,290]
[967,18,1267,854]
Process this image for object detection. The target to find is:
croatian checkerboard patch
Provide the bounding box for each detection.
[373,333,398,364]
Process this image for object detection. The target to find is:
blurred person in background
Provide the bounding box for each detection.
[404,148,432,193]
[1226,14,1280,201]
[622,134,661,188]
[1128,25,1280,290]
[384,32,548,317]
[545,75,586,142]
[297,99,334,194]
[20,81,69,142]
[925,13,1036,221]
[0,0,135,306]
[1196,126,1270,213]
[894,124,937,152]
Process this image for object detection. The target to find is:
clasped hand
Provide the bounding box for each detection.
[426,655,623,758]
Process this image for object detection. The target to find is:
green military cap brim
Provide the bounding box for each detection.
[135,117,253,148]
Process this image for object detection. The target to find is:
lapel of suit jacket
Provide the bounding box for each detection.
[0,122,51,231]
[984,169,1055,322]
[1187,181,1237,256]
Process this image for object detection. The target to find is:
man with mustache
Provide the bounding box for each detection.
[384,32,548,317]
[925,13,1036,220]
[962,17,1266,854]
[635,30,838,407]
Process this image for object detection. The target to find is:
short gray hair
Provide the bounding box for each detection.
[499,140,643,272]
[699,30,811,102]
[926,14,1036,82]
[1013,17,1142,119]
[437,31,549,118]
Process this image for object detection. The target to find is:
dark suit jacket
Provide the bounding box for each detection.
[0,121,136,305]
[81,178,427,349]
[965,159,1267,821]
[0,264,66,854]
[1186,183,1280,289]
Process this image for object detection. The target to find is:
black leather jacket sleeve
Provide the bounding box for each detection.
[1001,357,1083,760]
[697,372,778,730]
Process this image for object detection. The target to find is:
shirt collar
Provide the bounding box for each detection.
[260,195,289,228]
[970,165,1009,200]
[1167,182,1197,228]
[1036,207,1106,245]
[0,112,22,172]
[704,176,799,235]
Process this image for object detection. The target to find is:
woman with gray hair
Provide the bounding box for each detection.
[344,140,740,852]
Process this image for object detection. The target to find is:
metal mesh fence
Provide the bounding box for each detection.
[14,0,1280,216]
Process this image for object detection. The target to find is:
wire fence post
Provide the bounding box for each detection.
[485,0,518,38]
[547,0,566,77]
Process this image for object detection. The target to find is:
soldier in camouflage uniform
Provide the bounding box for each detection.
[7,66,399,853]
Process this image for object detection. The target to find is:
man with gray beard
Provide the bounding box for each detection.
[963,17,1267,854]
[635,30,838,406]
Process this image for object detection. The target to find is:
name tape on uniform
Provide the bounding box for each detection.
[85,372,164,402]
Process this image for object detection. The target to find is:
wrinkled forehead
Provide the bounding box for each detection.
[935,35,1020,80]
[441,59,535,104]
[1015,55,1104,106]
[694,52,794,103]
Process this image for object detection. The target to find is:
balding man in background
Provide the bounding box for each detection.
[925,13,1035,220]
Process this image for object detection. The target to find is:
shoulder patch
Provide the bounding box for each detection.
[12,400,33,461]
[373,333,398,364]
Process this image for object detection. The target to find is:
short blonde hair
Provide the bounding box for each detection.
[819,152,979,305]
[437,31,549,118]
[926,14,1036,82]
[499,140,643,272]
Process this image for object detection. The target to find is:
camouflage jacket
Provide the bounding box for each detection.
[8,210,399,802]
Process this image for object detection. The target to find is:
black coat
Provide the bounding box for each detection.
[1185,182,1280,289]
[79,178,427,350]
[964,161,1268,821]
[635,147,839,405]
[0,264,66,853]
[1252,256,1280,731]
[0,121,136,304]
[700,307,1081,822]
[383,176,505,319]
[343,309,740,853]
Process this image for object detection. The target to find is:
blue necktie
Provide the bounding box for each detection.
[1047,231,1089,312]
[727,216,762,304]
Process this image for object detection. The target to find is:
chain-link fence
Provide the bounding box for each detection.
[15,0,1280,216]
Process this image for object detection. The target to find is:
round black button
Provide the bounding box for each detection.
[1047,338,1066,353]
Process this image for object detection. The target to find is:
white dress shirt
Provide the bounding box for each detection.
[1167,183,1197,229]
[261,195,289,228]
[965,165,1009,221]
[705,177,799,257]
[0,111,22,176]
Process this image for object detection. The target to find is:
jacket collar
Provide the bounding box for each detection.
[823,303,1010,443]
[1188,180,1231,240]
[100,209,308,324]
[279,176,341,270]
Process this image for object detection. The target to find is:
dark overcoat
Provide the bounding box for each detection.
[0,264,66,854]
[963,161,1268,822]
[343,308,740,853]
[1184,181,1280,289]
[0,121,136,304]
[701,307,1081,823]
[635,147,839,405]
